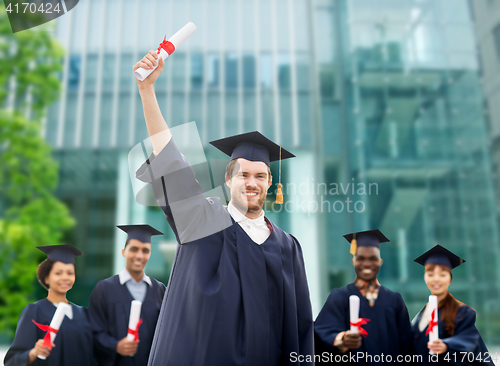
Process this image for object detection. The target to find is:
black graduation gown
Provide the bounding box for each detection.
[4,298,94,366]
[88,275,165,366]
[411,304,494,365]
[135,139,314,366]
[314,283,412,365]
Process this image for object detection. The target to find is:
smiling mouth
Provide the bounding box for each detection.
[362,269,372,274]
[244,192,258,197]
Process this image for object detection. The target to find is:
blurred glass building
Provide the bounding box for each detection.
[41,0,500,345]
[471,0,500,226]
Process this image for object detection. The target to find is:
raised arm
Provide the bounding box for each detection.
[133,50,171,154]
[133,52,232,245]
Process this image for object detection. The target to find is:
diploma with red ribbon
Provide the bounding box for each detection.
[126,300,143,342]
[32,302,72,359]
[128,318,143,342]
[427,295,439,354]
[349,295,370,337]
[134,22,197,81]
[350,318,370,337]
[426,309,438,336]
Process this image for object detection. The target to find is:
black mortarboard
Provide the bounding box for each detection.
[414,244,465,269]
[37,244,83,264]
[209,131,295,204]
[209,131,295,166]
[343,229,390,255]
[117,224,163,244]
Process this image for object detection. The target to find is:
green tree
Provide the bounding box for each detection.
[0,4,74,338]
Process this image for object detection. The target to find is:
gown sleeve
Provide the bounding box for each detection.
[4,304,38,366]
[314,288,348,354]
[291,235,315,360]
[442,305,493,365]
[396,292,412,356]
[88,281,119,361]
[135,138,232,245]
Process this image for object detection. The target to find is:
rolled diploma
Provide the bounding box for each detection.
[127,300,142,341]
[134,22,197,81]
[38,302,71,360]
[349,295,360,334]
[428,295,438,354]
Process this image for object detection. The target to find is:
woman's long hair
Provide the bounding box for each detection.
[425,263,468,336]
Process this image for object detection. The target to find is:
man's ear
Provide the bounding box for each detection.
[122,248,125,258]
[379,258,383,267]
[225,175,232,189]
[268,175,272,189]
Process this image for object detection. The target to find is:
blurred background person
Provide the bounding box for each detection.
[3,245,94,366]
[88,225,165,366]
[315,230,411,365]
[411,245,493,365]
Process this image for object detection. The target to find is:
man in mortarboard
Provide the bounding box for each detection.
[314,230,412,365]
[131,51,313,365]
[88,225,165,366]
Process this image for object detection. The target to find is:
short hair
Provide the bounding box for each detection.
[37,258,56,290]
[225,159,272,182]
[124,239,131,249]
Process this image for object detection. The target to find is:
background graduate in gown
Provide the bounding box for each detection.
[4,244,94,366]
[411,245,495,365]
[314,230,412,365]
[88,224,165,366]
[132,50,314,366]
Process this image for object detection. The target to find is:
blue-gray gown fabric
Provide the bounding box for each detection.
[314,283,412,365]
[411,304,494,365]
[4,298,94,366]
[88,275,165,366]
[135,139,314,366]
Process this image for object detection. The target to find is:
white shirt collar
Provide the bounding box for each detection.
[119,268,152,286]
[228,201,266,225]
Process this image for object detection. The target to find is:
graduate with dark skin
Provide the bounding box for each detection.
[342,246,384,350]
[314,230,411,366]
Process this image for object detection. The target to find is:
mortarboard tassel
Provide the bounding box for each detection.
[276,184,283,204]
[350,233,357,255]
[275,147,283,204]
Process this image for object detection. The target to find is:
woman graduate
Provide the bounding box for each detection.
[411,245,494,365]
[4,245,94,366]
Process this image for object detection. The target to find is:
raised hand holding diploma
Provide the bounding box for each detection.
[134,22,197,81]
[32,302,72,360]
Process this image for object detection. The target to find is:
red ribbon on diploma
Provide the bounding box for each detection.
[128,318,143,342]
[157,36,175,55]
[32,320,58,349]
[350,318,370,337]
[426,309,438,336]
